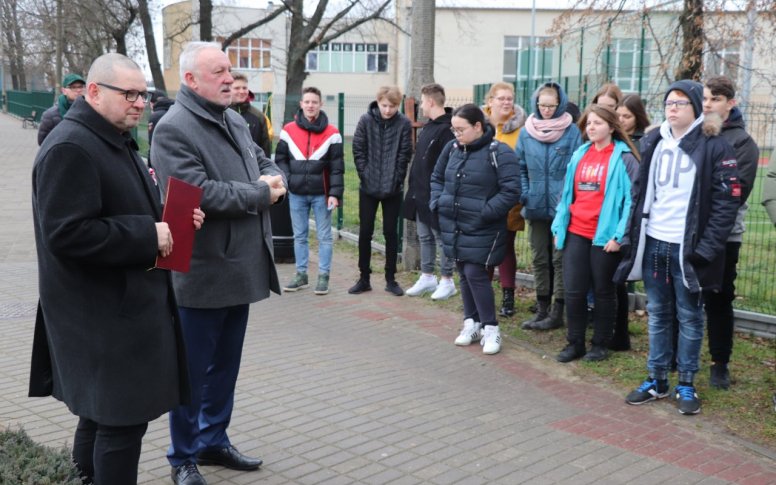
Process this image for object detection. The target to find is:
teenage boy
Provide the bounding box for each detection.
[615,80,740,415]
[403,83,457,300]
[275,86,344,295]
[701,76,760,389]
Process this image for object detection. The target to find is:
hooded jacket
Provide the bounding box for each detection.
[430,124,522,266]
[275,109,344,200]
[353,100,412,199]
[231,100,272,158]
[517,82,583,221]
[482,104,527,149]
[402,108,455,229]
[614,115,740,293]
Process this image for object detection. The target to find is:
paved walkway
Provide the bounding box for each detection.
[1,111,774,484]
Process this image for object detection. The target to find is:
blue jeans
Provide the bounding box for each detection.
[416,220,454,277]
[643,236,704,383]
[288,193,333,274]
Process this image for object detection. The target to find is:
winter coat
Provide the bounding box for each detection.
[353,101,412,199]
[30,98,190,426]
[430,124,522,266]
[231,100,272,157]
[275,109,344,200]
[614,116,740,293]
[147,97,174,167]
[517,82,583,221]
[37,105,62,146]
[484,104,528,231]
[402,108,455,229]
[716,108,760,241]
[151,85,285,308]
[552,140,640,249]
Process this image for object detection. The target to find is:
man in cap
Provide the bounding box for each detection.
[38,73,86,145]
[616,80,740,415]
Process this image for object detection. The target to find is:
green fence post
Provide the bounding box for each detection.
[578,27,585,99]
[337,92,345,231]
[638,12,647,96]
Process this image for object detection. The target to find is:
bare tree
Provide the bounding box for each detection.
[1,0,28,89]
[199,0,212,41]
[677,0,703,80]
[138,0,164,91]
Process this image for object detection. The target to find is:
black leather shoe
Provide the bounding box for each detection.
[583,345,609,362]
[171,462,207,485]
[556,344,585,363]
[197,445,262,471]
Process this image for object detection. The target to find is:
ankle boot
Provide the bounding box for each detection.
[522,298,550,329]
[499,288,515,317]
[534,299,564,330]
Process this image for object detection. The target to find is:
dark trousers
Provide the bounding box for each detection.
[457,261,497,327]
[168,304,249,467]
[72,417,148,485]
[705,241,740,364]
[358,190,402,281]
[562,233,621,348]
[613,283,630,339]
[497,230,517,288]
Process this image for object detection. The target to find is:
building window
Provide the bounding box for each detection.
[503,36,553,82]
[608,38,651,93]
[218,37,271,70]
[705,40,740,82]
[306,42,388,73]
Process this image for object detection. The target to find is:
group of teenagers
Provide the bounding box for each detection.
[287,75,756,417]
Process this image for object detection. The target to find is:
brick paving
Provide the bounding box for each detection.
[0,111,774,484]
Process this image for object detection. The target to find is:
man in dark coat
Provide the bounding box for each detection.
[152,42,286,485]
[403,83,457,300]
[37,73,85,145]
[31,53,202,485]
[147,89,173,167]
[230,72,272,157]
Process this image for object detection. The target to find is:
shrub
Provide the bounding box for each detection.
[0,427,83,484]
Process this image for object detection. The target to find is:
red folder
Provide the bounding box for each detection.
[155,177,203,273]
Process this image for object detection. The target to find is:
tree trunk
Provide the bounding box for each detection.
[283,0,308,124]
[138,0,166,91]
[199,0,212,41]
[676,0,704,80]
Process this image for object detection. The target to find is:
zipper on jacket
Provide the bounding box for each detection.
[485,231,500,266]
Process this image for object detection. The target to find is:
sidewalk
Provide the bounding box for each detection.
[0,111,774,484]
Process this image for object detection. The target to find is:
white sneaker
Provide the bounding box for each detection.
[406,274,438,297]
[454,318,482,346]
[481,326,502,354]
[431,279,457,300]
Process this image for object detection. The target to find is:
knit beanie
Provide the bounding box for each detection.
[664,80,703,118]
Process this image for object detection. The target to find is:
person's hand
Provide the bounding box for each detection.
[553,236,558,249]
[327,196,339,210]
[192,208,205,230]
[155,222,173,257]
[259,174,284,188]
[270,184,287,203]
[604,239,621,253]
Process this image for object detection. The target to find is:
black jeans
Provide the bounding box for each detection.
[704,241,740,364]
[72,417,148,485]
[457,261,497,327]
[358,190,402,281]
[562,233,621,348]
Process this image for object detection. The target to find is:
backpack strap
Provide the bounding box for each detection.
[489,141,500,169]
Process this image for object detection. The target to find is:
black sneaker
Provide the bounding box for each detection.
[675,383,701,415]
[556,344,585,363]
[626,377,670,405]
[709,363,730,390]
[583,345,609,362]
[348,278,372,294]
[385,280,404,296]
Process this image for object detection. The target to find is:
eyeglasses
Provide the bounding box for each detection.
[664,100,692,109]
[65,84,85,90]
[97,82,150,103]
[450,126,472,136]
[493,96,514,103]
[538,104,558,110]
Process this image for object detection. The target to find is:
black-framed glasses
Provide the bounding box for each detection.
[664,100,692,109]
[97,82,150,103]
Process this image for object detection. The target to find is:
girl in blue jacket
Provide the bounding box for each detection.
[551,105,640,362]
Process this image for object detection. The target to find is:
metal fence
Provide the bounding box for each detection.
[5,90,55,122]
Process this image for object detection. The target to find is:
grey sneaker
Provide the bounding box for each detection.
[283,272,308,292]
[314,273,330,295]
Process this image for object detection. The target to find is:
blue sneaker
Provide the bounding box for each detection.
[675,384,701,415]
[625,377,669,405]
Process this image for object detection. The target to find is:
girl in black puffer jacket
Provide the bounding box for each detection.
[430,104,521,355]
[349,86,412,296]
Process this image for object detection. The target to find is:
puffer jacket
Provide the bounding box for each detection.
[430,124,522,266]
[37,105,63,146]
[275,109,344,200]
[484,104,527,231]
[517,82,583,221]
[353,101,412,199]
[614,115,740,293]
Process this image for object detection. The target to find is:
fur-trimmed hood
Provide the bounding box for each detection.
[483,104,527,134]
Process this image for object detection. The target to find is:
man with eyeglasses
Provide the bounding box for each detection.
[31,53,204,484]
[616,80,740,416]
[152,41,286,485]
[37,73,86,145]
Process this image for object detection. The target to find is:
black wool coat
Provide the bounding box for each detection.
[30,98,190,426]
[403,109,455,229]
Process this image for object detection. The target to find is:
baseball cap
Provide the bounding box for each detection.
[62,73,86,87]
